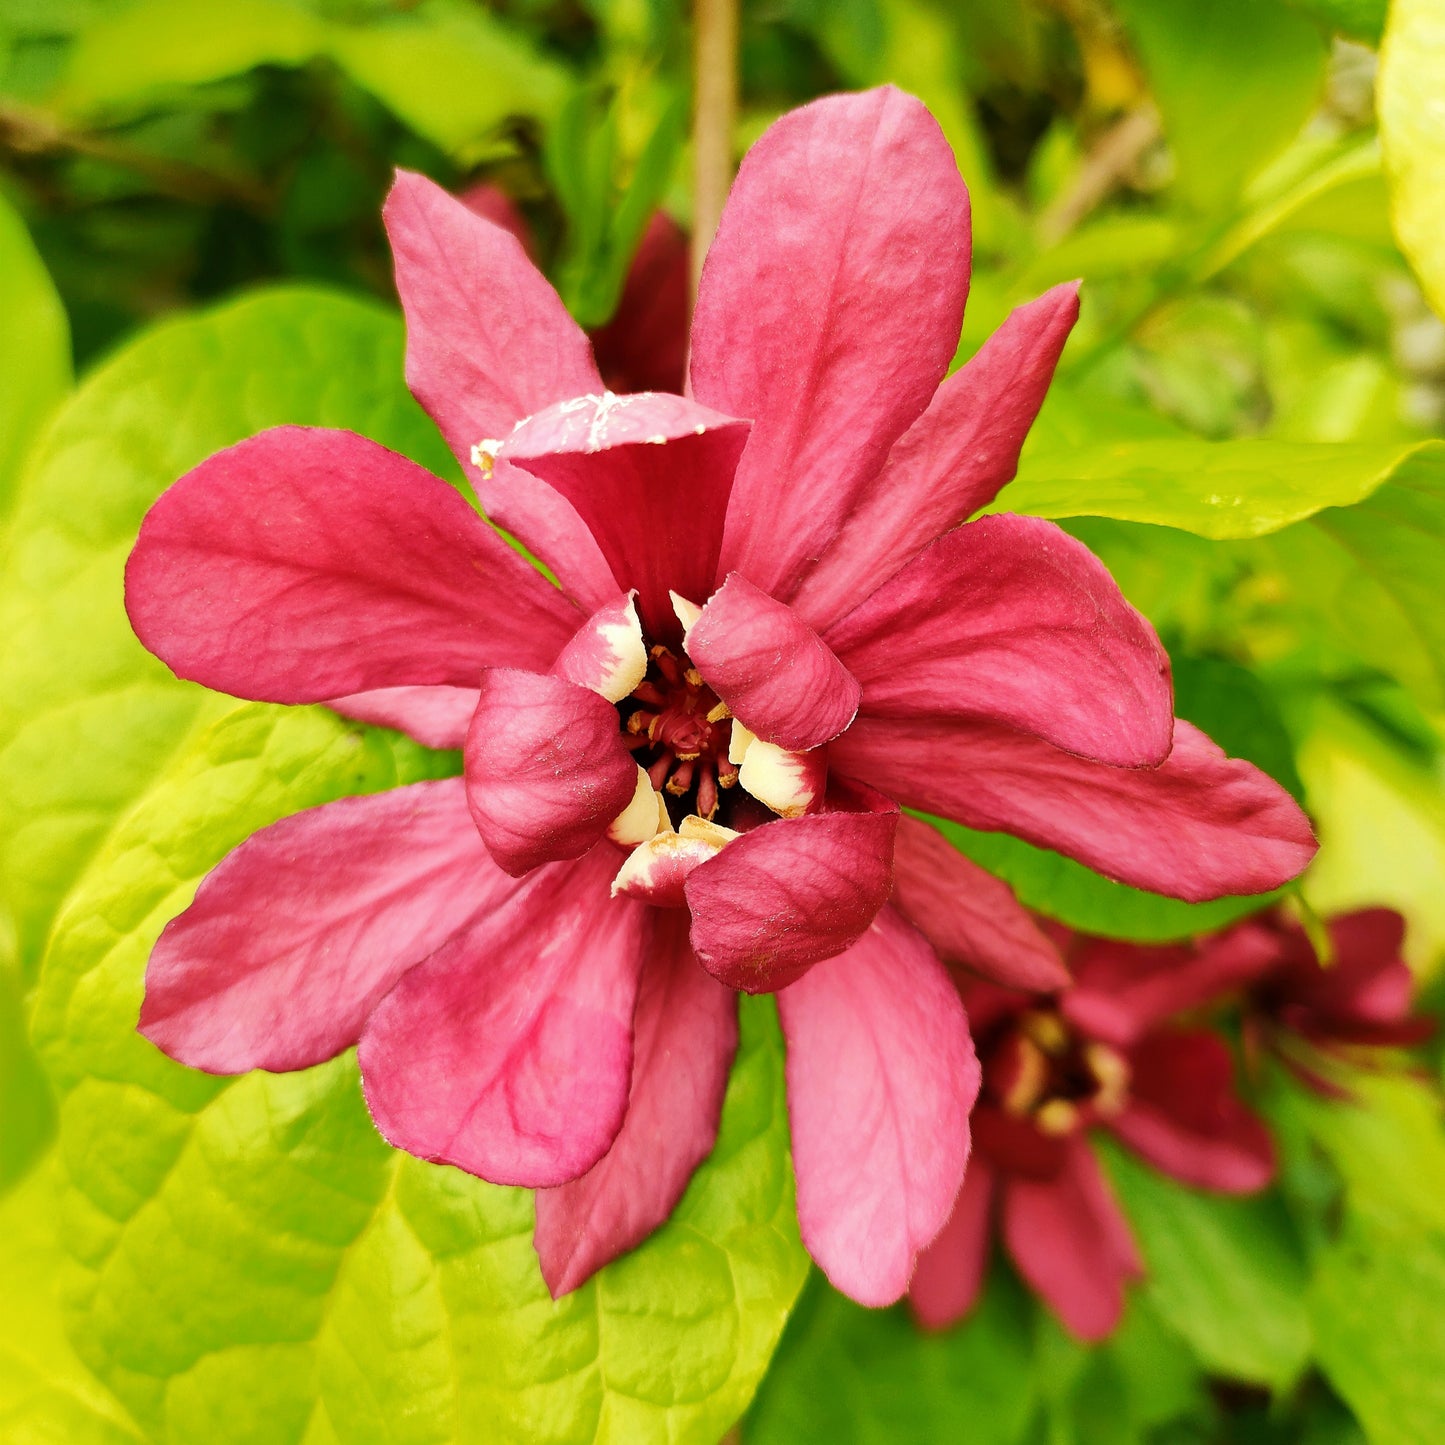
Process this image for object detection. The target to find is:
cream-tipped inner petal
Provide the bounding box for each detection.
[607,765,673,847]
[670,590,704,636]
[738,737,821,818]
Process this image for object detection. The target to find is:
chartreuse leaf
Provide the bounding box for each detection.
[53,0,569,158]
[1100,1142,1312,1390]
[31,702,805,1445]
[0,188,70,495]
[1002,440,1445,711]
[743,1269,1036,1445]
[0,1156,147,1444]
[1271,1072,1445,1237]
[0,286,454,986]
[1291,694,1445,967]
[1379,0,1445,320]
[0,939,55,1194]
[999,436,1443,541]
[1312,1223,1445,1445]
[1283,0,1386,41]
[1111,0,1327,214]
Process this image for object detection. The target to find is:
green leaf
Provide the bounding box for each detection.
[1102,1142,1312,1389]
[928,815,1282,944]
[550,85,686,328]
[1271,1072,1445,1236]
[1290,695,1445,967]
[328,0,571,161]
[0,188,70,494]
[999,436,1442,541]
[1002,441,1445,710]
[1379,0,1445,320]
[1111,0,1327,214]
[0,286,453,986]
[1282,0,1385,44]
[1172,654,1305,803]
[31,705,804,1443]
[0,942,55,1194]
[54,0,326,113]
[1312,1222,1445,1445]
[0,1157,148,1444]
[54,0,569,158]
[744,1269,1036,1445]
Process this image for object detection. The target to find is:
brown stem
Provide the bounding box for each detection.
[691,0,738,302]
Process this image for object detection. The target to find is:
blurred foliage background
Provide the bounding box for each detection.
[5,0,1445,1442]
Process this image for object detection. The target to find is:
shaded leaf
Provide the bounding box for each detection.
[744,1269,1036,1445]
[1102,1142,1312,1389]
[0,188,70,495]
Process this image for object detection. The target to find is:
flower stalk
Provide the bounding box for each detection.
[691,0,738,301]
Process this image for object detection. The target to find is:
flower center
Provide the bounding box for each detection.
[621,644,738,823]
[985,1009,1130,1137]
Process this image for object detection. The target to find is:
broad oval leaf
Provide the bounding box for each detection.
[32,704,807,1444]
[997,436,1444,540]
[0,286,455,984]
[1099,1142,1311,1390]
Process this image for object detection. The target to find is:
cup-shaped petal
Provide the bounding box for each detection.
[465,668,638,877]
[685,781,899,992]
[685,573,860,751]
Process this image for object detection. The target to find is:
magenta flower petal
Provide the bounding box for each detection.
[533,910,738,1296]
[826,514,1174,769]
[125,426,578,704]
[1302,909,1412,1024]
[327,685,480,750]
[498,393,749,639]
[483,459,620,615]
[908,1156,997,1331]
[691,86,970,602]
[1106,1029,1276,1193]
[891,816,1070,992]
[384,168,603,461]
[1001,1136,1142,1342]
[385,171,617,608]
[777,906,979,1306]
[139,778,503,1074]
[358,846,647,1187]
[833,717,1317,901]
[796,282,1080,629]
[684,782,900,992]
[1062,926,1279,1047]
[686,573,861,750]
[464,668,638,877]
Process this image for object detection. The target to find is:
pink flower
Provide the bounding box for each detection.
[909,925,1276,1342]
[125,86,1315,1305]
[1065,906,1433,1096]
